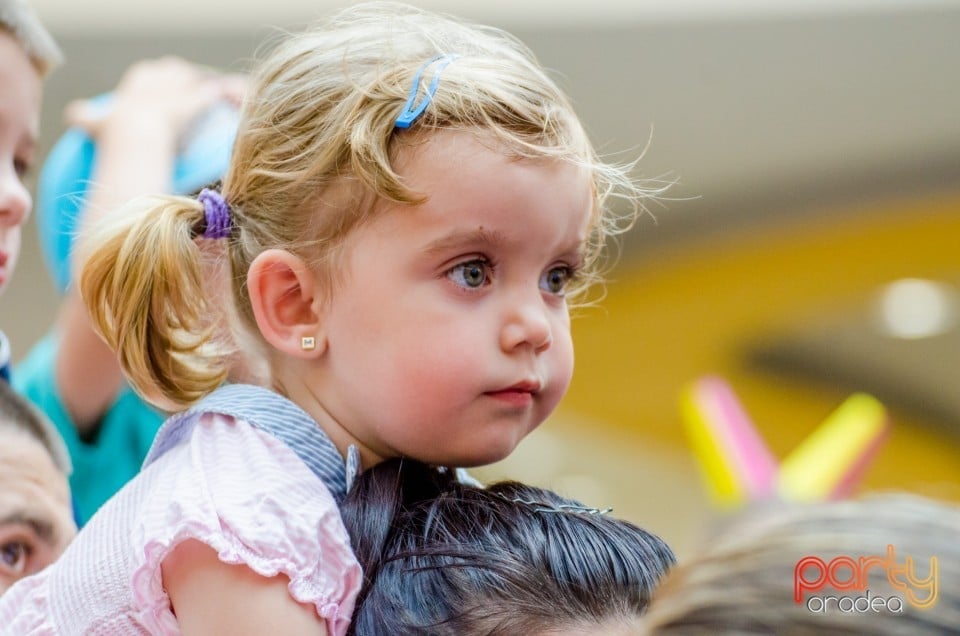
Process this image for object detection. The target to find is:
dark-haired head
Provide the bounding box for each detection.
[0,381,70,475]
[341,459,675,635]
[0,381,76,595]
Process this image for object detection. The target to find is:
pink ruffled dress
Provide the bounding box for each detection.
[0,385,362,635]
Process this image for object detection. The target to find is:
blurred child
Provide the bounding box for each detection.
[0,0,62,381]
[342,458,676,635]
[0,380,75,596]
[642,494,960,635]
[1,2,654,633]
[14,57,242,523]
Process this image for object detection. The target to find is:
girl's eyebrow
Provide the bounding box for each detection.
[421,227,510,256]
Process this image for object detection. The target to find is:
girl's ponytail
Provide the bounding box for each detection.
[79,194,230,411]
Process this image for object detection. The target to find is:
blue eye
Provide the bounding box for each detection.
[448,259,491,289]
[540,266,573,295]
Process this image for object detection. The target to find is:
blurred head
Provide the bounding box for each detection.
[0,0,62,76]
[0,381,75,595]
[642,494,960,635]
[341,459,676,635]
[0,0,59,296]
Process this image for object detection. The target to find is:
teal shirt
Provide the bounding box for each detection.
[12,334,164,525]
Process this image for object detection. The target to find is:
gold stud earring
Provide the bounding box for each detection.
[301,336,316,351]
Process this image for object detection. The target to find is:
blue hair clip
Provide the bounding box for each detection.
[395,54,460,129]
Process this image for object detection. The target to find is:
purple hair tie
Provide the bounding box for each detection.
[198,188,231,240]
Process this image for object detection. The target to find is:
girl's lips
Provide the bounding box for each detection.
[484,380,541,407]
[485,388,535,408]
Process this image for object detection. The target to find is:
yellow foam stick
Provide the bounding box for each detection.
[680,377,778,508]
[777,393,889,503]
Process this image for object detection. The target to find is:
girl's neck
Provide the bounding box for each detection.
[270,367,386,470]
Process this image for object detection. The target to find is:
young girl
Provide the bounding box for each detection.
[341,458,676,635]
[0,2,651,633]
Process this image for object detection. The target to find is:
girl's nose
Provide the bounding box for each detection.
[500,296,553,354]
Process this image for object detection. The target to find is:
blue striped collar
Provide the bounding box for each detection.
[143,384,358,502]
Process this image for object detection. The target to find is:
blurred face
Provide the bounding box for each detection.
[311,130,592,467]
[0,31,41,295]
[0,428,76,595]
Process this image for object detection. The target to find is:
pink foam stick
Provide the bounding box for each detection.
[826,421,889,499]
[684,376,779,503]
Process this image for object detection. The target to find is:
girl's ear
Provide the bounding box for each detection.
[247,249,326,358]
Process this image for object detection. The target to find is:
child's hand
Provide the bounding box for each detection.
[63,56,246,142]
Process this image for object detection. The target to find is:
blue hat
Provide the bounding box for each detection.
[36,95,240,293]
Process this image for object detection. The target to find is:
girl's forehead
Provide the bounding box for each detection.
[360,132,592,253]
[392,129,590,199]
[317,128,593,262]
[394,127,567,168]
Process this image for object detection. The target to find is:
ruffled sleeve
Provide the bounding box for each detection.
[129,413,361,635]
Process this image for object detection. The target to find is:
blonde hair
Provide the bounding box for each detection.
[643,494,960,635]
[80,1,656,410]
[0,0,62,75]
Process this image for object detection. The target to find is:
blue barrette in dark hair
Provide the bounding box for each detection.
[395,54,460,129]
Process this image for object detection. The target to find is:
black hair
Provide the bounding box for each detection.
[341,458,675,635]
